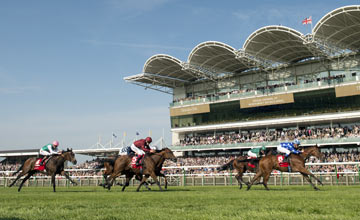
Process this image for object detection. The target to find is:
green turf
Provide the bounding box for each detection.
[0,185,359,220]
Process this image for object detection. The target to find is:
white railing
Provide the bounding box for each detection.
[1,162,359,187]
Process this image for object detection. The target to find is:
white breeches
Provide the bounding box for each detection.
[247,151,257,158]
[40,149,51,156]
[277,145,291,155]
[130,144,145,155]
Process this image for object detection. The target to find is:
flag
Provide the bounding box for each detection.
[112,133,117,138]
[302,16,312,25]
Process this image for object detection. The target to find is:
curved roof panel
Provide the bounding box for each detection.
[143,54,196,81]
[313,5,360,51]
[187,41,249,74]
[243,25,315,63]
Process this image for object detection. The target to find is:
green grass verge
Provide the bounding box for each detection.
[0,185,359,220]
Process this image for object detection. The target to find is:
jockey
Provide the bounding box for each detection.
[247,146,266,164]
[130,137,156,166]
[39,140,61,165]
[277,139,301,162]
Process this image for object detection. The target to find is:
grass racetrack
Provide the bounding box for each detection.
[0,185,359,220]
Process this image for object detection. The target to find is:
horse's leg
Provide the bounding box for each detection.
[235,173,243,189]
[61,171,77,186]
[150,172,163,191]
[99,174,108,187]
[247,171,263,191]
[297,167,322,190]
[262,172,271,191]
[159,173,168,190]
[121,173,133,192]
[9,172,27,187]
[301,173,319,191]
[298,167,324,186]
[51,174,56,192]
[136,175,149,192]
[17,171,35,192]
[106,173,119,190]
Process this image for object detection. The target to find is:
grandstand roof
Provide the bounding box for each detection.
[313,5,360,51]
[188,41,250,75]
[125,5,360,94]
[243,26,315,64]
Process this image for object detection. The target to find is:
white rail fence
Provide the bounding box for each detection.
[1,162,360,187]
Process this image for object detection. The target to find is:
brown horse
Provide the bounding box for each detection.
[97,158,151,190]
[105,148,177,192]
[247,146,324,191]
[217,156,259,189]
[9,148,78,192]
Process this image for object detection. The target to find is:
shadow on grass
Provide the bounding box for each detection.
[0,218,23,220]
[246,186,324,191]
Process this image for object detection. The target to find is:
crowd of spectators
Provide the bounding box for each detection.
[173,74,347,104]
[178,125,360,146]
[1,150,359,177]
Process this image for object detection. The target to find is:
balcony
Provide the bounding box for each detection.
[169,137,360,151]
[170,73,359,108]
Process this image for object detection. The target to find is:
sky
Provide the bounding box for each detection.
[1,0,359,153]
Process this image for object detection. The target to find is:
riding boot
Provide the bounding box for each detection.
[40,156,47,166]
[283,154,290,163]
[135,155,142,166]
[250,158,255,165]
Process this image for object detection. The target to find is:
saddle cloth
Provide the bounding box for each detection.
[247,157,256,168]
[131,156,143,169]
[34,158,45,171]
[277,155,289,167]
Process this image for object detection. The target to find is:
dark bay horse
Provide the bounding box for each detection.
[104,148,177,192]
[9,149,78,192]
[247,146,324,191]
[217,156,259,189]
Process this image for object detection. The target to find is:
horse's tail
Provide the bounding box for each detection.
[217,159,235,171]
[12,163,24,176]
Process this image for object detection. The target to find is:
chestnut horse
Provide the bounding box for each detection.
[247,146,324,191]
[104,148,177,191]
[9,148,77,192]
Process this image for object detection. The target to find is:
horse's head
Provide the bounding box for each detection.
[62,148,77,165]
[159,148,177,162]
[303,146,324,161]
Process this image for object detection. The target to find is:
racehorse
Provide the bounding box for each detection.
[217,155,260,189]
[97,158,151,190]
[247,146,324,191]
[9,148,78,192]
[104,148,177,191]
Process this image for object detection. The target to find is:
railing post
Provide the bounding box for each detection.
[335,165,339,185]
[357,164,360,183]
[182,168,186,187]
[230,170,233,185]
[280,172,283,186]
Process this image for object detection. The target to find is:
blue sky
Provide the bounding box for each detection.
[0,0,358,152]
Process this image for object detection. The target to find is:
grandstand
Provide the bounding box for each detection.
[124,5,360,158]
